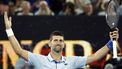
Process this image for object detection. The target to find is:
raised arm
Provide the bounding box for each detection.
[86,29,119,64]
[4,12,28,61]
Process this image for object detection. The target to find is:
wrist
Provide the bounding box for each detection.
[6,28,14,37]
[106,40,113,51]
[6,27,11,29]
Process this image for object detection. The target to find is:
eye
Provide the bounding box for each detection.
[54,39,58,41]
[60,40,63,42]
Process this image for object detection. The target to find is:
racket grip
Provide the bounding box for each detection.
[113,40,117,58]
[107,40,113,51]
[111,28,118,40]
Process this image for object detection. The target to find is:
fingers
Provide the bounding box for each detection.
[4,11,12,29]
[9,17,12,26]
[4,12,8,23]
[9,17,12,22]
[109,29,119,40]
[114,28,119,31]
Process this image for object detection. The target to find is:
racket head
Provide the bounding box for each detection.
[105,0,119,29]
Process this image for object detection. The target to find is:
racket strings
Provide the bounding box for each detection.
[106,0,119,29]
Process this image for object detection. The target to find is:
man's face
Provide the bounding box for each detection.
[49,36,65,53]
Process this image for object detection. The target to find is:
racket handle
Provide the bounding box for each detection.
[111,28,118,40]
[113,40,117,58]
[107,40,118,58]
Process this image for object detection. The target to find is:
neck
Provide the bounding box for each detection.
[50,51,62,62]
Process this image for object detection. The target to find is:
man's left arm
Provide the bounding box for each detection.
[86,30,119,64]
[86,45,109,64]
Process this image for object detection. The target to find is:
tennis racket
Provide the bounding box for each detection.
[105,0,119,58]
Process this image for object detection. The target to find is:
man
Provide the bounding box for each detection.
[3,12,119,69]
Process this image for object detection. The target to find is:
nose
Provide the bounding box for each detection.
[56,40,61,44]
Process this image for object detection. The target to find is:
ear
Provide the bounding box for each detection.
[48,41,51,47]
[63,43,66,48]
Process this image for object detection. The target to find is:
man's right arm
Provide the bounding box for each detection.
[8,36,28,61]
[4,12,28,61]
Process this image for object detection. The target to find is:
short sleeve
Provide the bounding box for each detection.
[67,56,87,68]
[74,56,87,68]
[28,52,41,65]
[15,58,25,69]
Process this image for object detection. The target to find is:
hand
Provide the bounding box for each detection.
[109,28,119,40]
[4,12,12,29]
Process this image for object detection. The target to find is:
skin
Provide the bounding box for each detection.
[48,36,65,61]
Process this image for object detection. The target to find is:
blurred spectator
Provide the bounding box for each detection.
[34,0,54,16]
[73,0,93,16]
[8,1,16,15]
[2,0,121,16]
[31,0,42,14]
[14,0,24,15]
[118,0,122,15]
[16,1,33,16]
[46,0,66,15]
[28,0,36,5]
[0,2,9,15]
[97,0,109,16]
[58,2,76,15]
[91,0,101,15]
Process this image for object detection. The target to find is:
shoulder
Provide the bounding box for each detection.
[28,52,46,58]
[66,56,87,61]
[28,52,47,64]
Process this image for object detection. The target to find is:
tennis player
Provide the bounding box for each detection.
[3,12,119,69]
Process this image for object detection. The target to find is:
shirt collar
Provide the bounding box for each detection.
[47,53,66,62]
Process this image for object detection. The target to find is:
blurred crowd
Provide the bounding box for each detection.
[0,0,122,16]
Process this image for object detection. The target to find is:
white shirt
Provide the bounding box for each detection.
[28,52,87,69]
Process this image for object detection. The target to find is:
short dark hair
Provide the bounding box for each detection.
[49,31,64,40]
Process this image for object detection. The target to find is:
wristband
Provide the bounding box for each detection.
[6,28,14,37]
[107,40,113,51]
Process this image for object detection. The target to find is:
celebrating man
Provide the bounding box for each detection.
[3,12,119,69]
